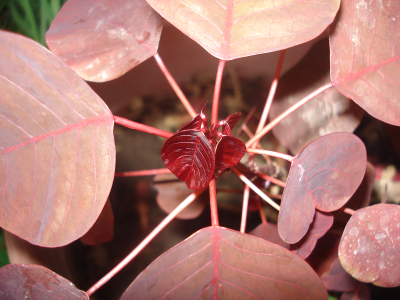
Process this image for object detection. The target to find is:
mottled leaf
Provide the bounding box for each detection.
[153,173,206,219]
[0,264,88,299]
[278,133,366,243]
[46,0,163,82]
[330,0,400,126]
[339,204,400,287]
[249,222,290,249]
[321,258,360,293]
[214,136,246,178]
[271,39,363,154]
[80,198,114,245]
[121,227,328,299]
[0,30,115,247]
[145,0,340,60]
[161,130,214,190]
[291,211,334,259]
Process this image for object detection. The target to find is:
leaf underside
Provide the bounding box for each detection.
[278,132,366,244]
[121,226,328,300]
[145,0,340,60]
[330,0,400,126]
[46,0,163,82]
[0,30,115,247]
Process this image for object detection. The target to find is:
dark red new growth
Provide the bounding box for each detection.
[161,105,246,190]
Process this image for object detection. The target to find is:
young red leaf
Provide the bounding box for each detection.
[46,0,163,82]
[0,31,115,247]
[290,211,334,259]
[0,264,88,299]
[145,0,340,60]
[339,204,400,287]
[249,222,290,250]
[223,112,241,133]
[120,227,328,299]
[278,132,366,243]
[330,0,400,126]
[214,136,246,178]
[161,130,215,190]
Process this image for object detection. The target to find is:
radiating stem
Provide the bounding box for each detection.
[114,116,173,139]
[256,172,286,188]
[209,179,219,227]
[246,148,293,162]
[259,205,267,224]
[242,124,271,164]
[211,60,226,126]
[233,169,280,211]
[154,53,197,118]
[342,207,355,215]
[246,82,333,147]
[115,168,171,177]
[240,185,250,233]
[86,190,203,296]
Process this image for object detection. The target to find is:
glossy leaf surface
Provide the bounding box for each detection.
[214,136,246,178]
[271,39,363,154]
[278,133,366,243]
[249,222,290,249]
[290,211,334,259]
[121,226,328,299]
[153,173,206,219]
[330,0,400,126]
[46,0,163,82]
[339,204,400,287]
[0,30,115,247]
[161,130,214,190]
[146,0,340,60]
[0,264,88,299]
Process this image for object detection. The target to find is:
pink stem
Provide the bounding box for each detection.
[259,205,267,224]
[246,148,293,162]
[240,185,250,233]
[342,207,355,215]
[209,179,219,227]
[245,82,333,147]
[236,105,257,137]
[211,60,226,126]
[154,53,197,118]
[114,116,173,139]
[115,168,171,177]
[242,125,271,164]
[256,172,286,188]
[86,190,203,296]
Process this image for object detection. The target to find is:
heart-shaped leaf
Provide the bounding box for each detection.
[0,264,88,299]
[330,0,400,126]
[278,133,366,244]
[0,30,115,247]
[121,226,328,299]
[161,129,214,190]
[214,136,246,178]
[339,204,400,287]
[145,0,340,60]
[46,0,163,82]
[249,222,290,249]
[270,38,363,154]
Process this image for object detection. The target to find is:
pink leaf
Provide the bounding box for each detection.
[161,130,215,190]
[46,0,163,82]
[330,0,400,126]
[153,173,206,219]
[249,222,290,250]
[80,198,114,245]
[145,0,340,60]
[321,258,360,292]
[0,30,115,247]
[0,264,88,299]
[278,133,366,243]
[290,211,334,259]
[270,38,363,154]
[120,227,328,299]
[214,136,246,178]
[339,204,400,287]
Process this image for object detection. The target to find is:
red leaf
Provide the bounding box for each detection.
[46,0,163,82]
[330,0,400,126]
[80,198,114,245]
[249,222,290,250]
[321,258,360,292]
[214,136,246,178]
[121,227,328,299]
[153,173,206,219]
[278,133,366,243]
[223,112,241,133]
[145,0,340,60]
[339,204,400,287]
[270,38,363,154]
[0,264,88,299]
[290,211,334,259]
[0,31,115,247]
[161,130,215,190]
